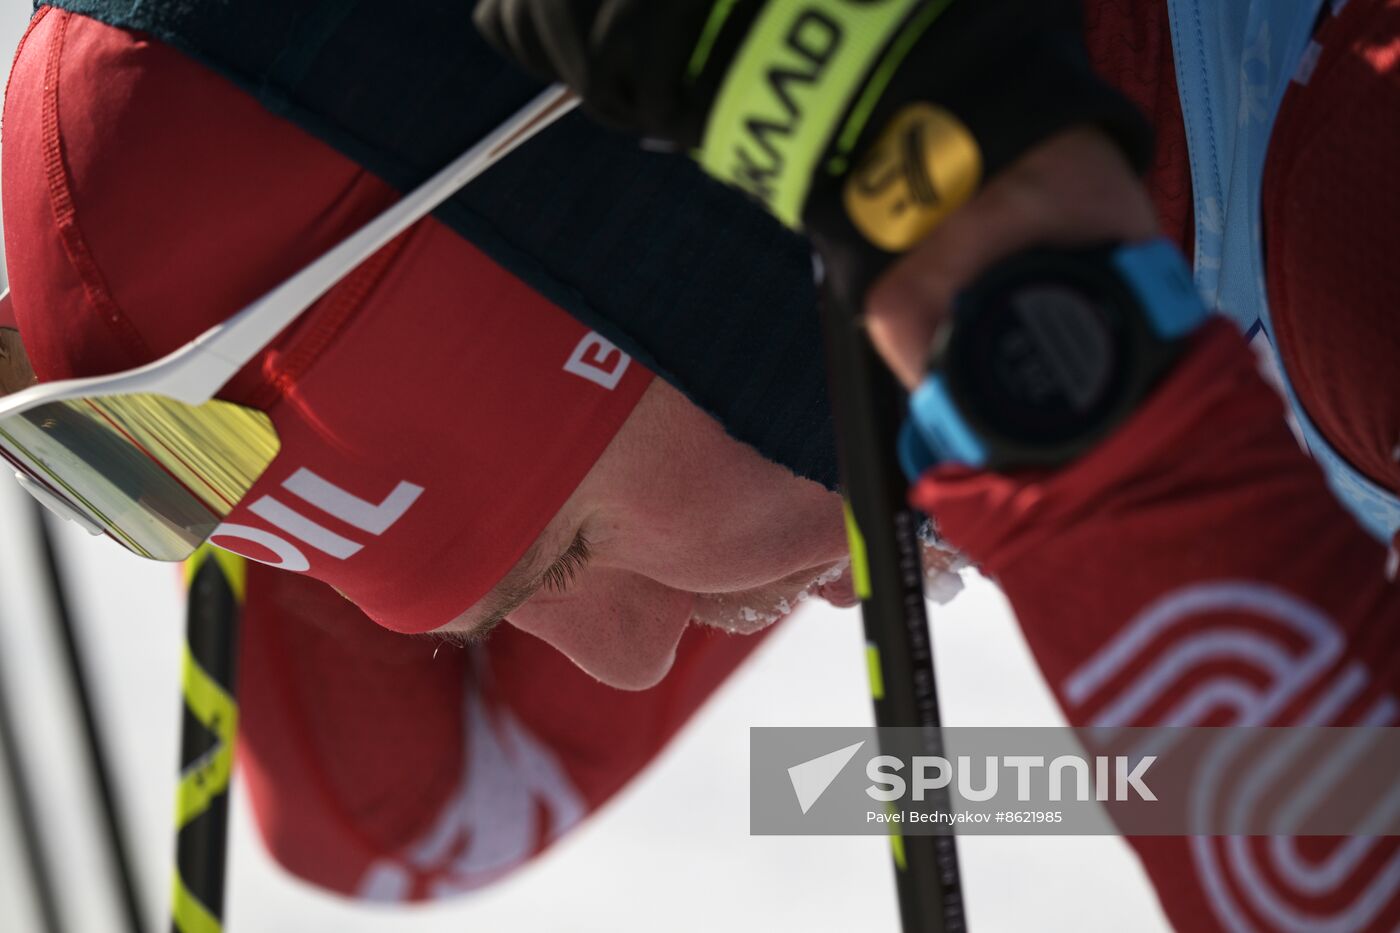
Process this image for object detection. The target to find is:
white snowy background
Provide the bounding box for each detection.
[0,4,1171,930]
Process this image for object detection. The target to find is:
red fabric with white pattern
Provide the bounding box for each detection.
[234,561,774,900]
[914,319,1400,932]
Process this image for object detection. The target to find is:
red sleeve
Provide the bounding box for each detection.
[1082,0,1195,255]
[913,320,1400,933]
[234,563,772,902]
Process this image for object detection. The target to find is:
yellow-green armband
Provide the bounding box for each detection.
[698,0,931,229]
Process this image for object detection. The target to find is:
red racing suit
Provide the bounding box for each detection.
[911,3,1400,931]
[2,2,1397,930]
[233,561,775,901]
[239,3,1400,928]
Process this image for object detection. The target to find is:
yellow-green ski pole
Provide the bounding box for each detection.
[172,547,244,933]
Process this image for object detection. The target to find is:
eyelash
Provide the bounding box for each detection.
[540,532,591,594]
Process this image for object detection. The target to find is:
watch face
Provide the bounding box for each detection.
[951,274,1131,448]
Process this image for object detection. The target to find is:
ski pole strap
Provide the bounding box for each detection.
[694,0,1153,305]
[698,0,928,227]
[172,547,245,933]
[803,4,1153,309]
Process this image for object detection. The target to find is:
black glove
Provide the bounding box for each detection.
[473,0,723,146]
[475,0,1151,304]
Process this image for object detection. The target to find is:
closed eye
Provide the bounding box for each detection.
[447,530,593,649]
[539,530,591,594]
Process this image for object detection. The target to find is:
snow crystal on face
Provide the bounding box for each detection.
[696,534,976,633]
[716,602,783,633]
[697,559,855,635]
[811,559,850,588]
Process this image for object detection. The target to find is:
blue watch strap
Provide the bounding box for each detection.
[1112,238,1208,340]
[900,373,989,479]
[899,238,1207,481]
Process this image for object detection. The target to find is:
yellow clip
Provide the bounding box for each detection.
[889,826,907,871]
[866,643,886,701]
[842,501,873,600]
[844,102,982,252]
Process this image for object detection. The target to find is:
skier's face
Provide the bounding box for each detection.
[435,378,861,690]
[0,327,857,686]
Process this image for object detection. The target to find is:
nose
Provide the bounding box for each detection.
[505,568,696,691]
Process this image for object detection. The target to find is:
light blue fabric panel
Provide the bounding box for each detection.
[1167,0,1400,542]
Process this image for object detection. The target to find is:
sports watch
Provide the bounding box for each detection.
[899,238,1208,478]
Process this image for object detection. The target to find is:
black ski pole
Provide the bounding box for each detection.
[171,547,243,933]
[0,588,64,933]
[32,503,148,933]
[818,289,966,933]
